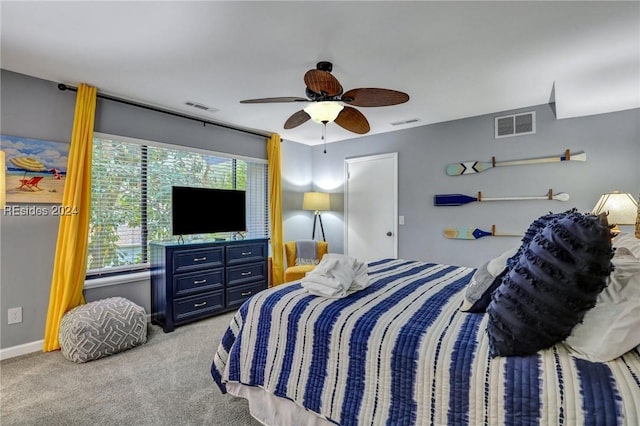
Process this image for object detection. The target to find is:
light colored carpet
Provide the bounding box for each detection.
[0,311,262,425]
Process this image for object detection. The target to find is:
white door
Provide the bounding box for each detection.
[345,153,398,261]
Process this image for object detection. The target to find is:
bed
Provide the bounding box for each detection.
[211,221,640,425]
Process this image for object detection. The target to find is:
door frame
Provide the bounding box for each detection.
[344,152,398,259]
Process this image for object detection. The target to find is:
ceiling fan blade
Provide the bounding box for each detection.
[240,97,308,104]
[341,88,409,107]
[284,110,311,129]
[334,106,370,134]
[304,70,343,96]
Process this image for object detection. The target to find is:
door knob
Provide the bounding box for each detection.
[386,231,393,236]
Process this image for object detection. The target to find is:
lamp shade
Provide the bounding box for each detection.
[303,191,330,211]
[592,191,638,225]
[303,102,344,124]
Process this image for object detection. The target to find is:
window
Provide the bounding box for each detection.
[87,133,269,276]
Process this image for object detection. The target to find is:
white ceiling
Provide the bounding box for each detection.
[1,1,638,146]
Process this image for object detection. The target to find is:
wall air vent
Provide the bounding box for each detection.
[184,101,219,113]
[494,111,535,139]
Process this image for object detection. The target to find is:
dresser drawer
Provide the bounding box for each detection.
[173,247,224,273]
[174,269,224,297]
[227,243,266,265]
[226,281,265,309]
[227,262,266,287]
[174,290,224,323]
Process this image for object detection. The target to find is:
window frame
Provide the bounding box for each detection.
[86,132,269,280]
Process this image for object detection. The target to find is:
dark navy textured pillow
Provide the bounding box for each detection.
[505,208,578,270]
[467,208,578,314]
[486,212,613,357]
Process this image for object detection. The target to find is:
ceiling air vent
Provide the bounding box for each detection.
[494,111,535,139]
[184,101,219,113]
[391,118,421,126]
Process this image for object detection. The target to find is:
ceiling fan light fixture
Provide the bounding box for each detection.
[304,101,344,124]
[241,62,408,136]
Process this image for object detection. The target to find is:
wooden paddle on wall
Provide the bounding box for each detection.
[434,189,570,206]
[443,225,522,240]
[446,149,586,176]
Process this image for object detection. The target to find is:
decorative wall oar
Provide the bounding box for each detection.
[434,189,570,206]
[444,225,522,240]
[446,149,586,176]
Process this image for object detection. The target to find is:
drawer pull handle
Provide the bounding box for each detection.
[241,271,252,276]
[241,252,252,256]
[193,257,207,262]
[194,302,207,307]
[241,291,252,296]
[193,279,207,284]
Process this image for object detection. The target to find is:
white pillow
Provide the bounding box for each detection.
[564,248,640,362]
[460,247,518,311]
[613,233,640,258]
[487,247,518,276]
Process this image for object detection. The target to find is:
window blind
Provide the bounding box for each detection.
[87,134,269,276]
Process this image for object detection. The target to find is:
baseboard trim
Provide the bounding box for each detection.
[0,339,44,361]
[1,315,153,361]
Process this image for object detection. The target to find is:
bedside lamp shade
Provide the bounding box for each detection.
[303,191,330,212]
[592,191,638,234]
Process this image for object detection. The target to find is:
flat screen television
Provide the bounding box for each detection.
[172,186,246,236]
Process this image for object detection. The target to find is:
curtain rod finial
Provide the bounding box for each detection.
[58,83,68,91]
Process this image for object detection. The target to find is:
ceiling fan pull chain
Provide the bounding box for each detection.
[322,121,327,153]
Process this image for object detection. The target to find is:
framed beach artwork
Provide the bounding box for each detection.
[1,134,69,204]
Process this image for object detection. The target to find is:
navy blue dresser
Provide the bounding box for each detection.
[150,239,269,332]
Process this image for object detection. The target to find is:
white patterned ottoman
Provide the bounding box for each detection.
[59,297,147,363]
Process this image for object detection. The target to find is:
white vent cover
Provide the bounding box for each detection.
[184,101,219,113]
[391,118,421,126]
[494,111,536,138]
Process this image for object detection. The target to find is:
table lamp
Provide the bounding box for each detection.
[592,190,638,236]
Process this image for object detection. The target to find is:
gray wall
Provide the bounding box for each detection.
[281,139,314,245]
[305,104,639,266]
[0,70,268,350]
[2,69,639,351]
[1,72,76,351]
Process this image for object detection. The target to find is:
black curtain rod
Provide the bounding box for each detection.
[57,83,270,139]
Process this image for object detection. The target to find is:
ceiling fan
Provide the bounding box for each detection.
[240,61,410,135]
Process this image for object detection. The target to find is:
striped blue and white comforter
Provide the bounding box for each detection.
[211,259,640,425]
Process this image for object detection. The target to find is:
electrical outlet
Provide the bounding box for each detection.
[8,307,22,324]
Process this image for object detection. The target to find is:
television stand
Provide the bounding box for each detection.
[150,238,269,332]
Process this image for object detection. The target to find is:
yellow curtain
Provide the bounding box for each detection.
[267,133,284,286]
[43,84,97,352]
